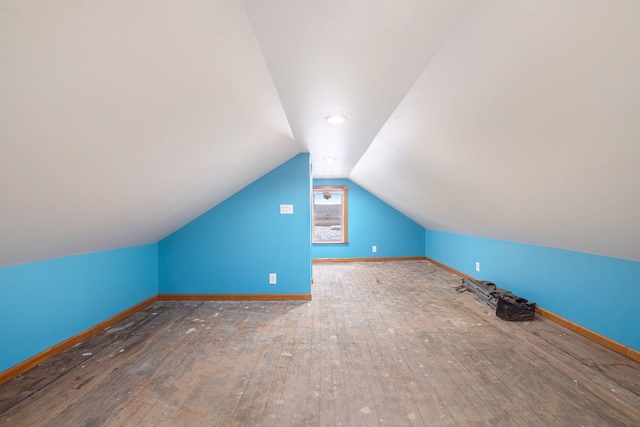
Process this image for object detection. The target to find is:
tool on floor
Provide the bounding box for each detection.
[455,278,536,321]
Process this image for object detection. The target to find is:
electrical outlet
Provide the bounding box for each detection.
[269,273,277,284]
[475,262,480,272]
[372,246,377,253]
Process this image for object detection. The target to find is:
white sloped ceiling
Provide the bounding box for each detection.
[241,0,471,178]
[350,0,640,261]
[0,0,297,266]
[2,0,639,266]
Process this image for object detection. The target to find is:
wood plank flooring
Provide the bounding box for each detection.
[1,260,639,426]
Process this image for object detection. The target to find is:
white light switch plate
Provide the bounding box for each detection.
[280,204,294,214]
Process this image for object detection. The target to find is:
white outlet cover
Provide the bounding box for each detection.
[280,204,294,214]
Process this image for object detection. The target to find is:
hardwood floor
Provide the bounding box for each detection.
[1,260,639,426]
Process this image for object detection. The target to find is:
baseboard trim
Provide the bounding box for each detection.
[158,294,312,301]
[534,307,639,361]
[313,256,427,263]
[0,295,159,387]
[425,257,640,363]
[425,257,473,278]
[0,292,311,386]
[628,347,640,363]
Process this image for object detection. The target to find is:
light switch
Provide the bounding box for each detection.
[280,204,294,214]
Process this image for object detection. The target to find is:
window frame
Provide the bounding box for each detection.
[312,185,348,244]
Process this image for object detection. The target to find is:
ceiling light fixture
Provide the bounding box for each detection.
[323,171,333,175]
[323,157,337,162]
[325,115,347,124]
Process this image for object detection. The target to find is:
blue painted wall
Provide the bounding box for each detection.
[0,244,158,373]
[426,229,640,352]
[312,179,426,259]
[159,153,312,295]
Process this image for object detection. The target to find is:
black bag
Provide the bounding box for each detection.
[495,295,536,321]
[458,278,536,321]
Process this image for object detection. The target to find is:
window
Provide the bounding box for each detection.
[313,186,348,243]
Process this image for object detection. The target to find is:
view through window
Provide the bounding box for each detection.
[313,186,348,243]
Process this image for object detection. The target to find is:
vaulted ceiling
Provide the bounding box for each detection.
[1,0,639,267]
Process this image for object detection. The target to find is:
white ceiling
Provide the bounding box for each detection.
[1,0,639,266]
[242,0,470,177]
[350,0,640,261]
[0,0,297,266]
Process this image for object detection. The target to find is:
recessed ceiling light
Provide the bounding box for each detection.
[323,171,333,175]
[323,157,337,162]
[325,115,347,124]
